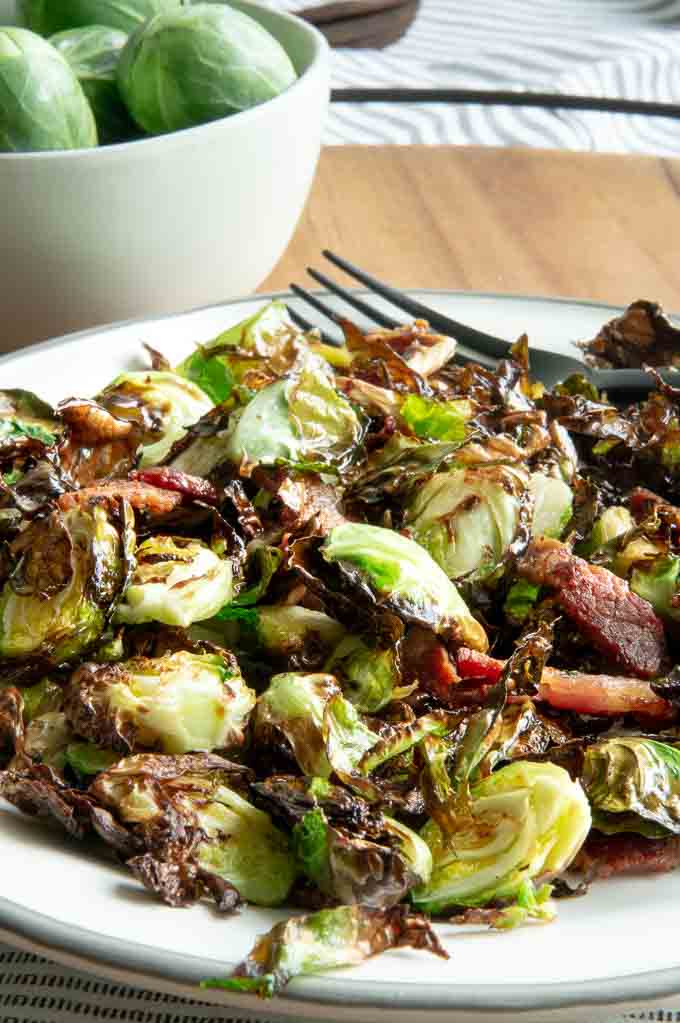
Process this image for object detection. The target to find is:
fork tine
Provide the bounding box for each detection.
[306,267,401,329]
[322,249,511,361]
[286,304,340,347]
[289,283,343,326]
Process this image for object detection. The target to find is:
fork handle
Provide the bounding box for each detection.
[591,367,678,395]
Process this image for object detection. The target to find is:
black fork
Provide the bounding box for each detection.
[289,250,678,398]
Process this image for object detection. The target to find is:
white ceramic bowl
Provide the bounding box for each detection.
[0,1,329,350]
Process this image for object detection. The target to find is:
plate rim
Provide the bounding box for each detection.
[1,286,676,1017]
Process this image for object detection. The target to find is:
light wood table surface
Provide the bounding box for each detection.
[261,145,680,310]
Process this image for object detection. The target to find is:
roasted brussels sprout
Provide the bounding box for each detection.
[404,465,526,581]
[177,300,307,404]
[293,807,432,907]
[114,536,232,628]
[99,371,213,465]
[19,0,183,36]
[0,27,97,151]
[324,636,403,713]
[117,4,297,136]
[171,351,364,477]
[92,753,296,905]
[202,904,447,998]
[529,472,573,538]
[0,389,59,451]
[412,761,591,914]
[65,650,255,754]
[321,523,488,651]
[582,737,680,837]
[0,501,132,662]
[50,26,139,144]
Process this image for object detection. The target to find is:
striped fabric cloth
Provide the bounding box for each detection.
[276,0,680,152]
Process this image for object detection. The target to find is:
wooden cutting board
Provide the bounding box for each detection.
[262,145,680,309]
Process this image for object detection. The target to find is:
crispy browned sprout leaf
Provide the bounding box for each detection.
[578,300,680,369]
[201,904,448,997]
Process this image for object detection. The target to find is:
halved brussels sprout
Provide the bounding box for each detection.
[99,370,213,465]
[322,522,488,651]
[582,737,680,837]
[92,753,296,906]
[50,26,139,144]
[0,27,98,151]
[588,505,634,553]
[0,501,131,662]
[256,672,347,777]
[293,807,432,907]
[223,352,365,474]
[0,389,59,449]
[117,4,297,136]
[19,0,183,36]
[403,465,526,582]
[23,710,72,772]
[529,472,573,539]
[202,904,447,997]
[412,761,591,914]
[66,650,255,754]
[629,555,680,624]
[171,351,364,477]
[324,635,403,713]
[177,301,308,404]
[114,536,232,628]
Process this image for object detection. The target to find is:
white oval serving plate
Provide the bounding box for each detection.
[1,289,679,1023]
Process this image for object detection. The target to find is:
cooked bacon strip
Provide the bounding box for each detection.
[402,627,459,702]
[574,833,680,880]
[58,480,182,515]
[130,467,218,505]
[455,647,672,718]
[517,538,666,679]
[456,648,504,685]
[539,667,671,719]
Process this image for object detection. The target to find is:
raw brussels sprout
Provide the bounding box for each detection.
[412,761,591,914]
[50,26,140,144]
[117,4,297,136]
[529,472,573,539]
[293,807,432,907]
[0,27,97,151]
[403,465,526,582]
[19,0,183,36]
[322,523,488,651]
[177,300,307,404]
[93,753,296,905]
[114,536,232,628]
[65,650,255,754]
[99,370,213,464]
[582,737,680,837]
[0,502,131,662]
[202,904,446,998]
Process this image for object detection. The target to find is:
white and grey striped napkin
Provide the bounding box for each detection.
[274,0,680,154]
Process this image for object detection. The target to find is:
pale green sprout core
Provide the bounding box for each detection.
[412,761,591,914]
[104,651,255,754]
[114,536,232,628]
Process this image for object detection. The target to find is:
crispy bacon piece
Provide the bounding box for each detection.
[518,538,666,679]
[456,648,504,685]
[574,833,680,880]
[58,480,182,515]
[539,668,672,719]
[130,467,218,505]
[455,647,672,718]
[402,627,459,702]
